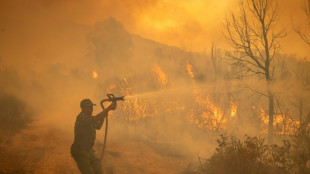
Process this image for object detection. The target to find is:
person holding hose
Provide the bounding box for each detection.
[71,98,117,174]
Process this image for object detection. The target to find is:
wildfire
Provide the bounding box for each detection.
[119,78,158,121]
[184,84,241,131]
[201,97,225,130]
[187,88,228,130]
[105,59,304,138]
[186,61,195,78]
[92,71,98,79]
[230,102,237,118]
[260,108,300,135]
[152,65,168,87]
[107,84,116,93]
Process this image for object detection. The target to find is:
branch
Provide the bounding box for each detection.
[240,81,268,97]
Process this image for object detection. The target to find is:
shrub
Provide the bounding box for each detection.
[187,132,310,174]
[0,94,33,143]
[289,131,310,174]
[203,135,290,174]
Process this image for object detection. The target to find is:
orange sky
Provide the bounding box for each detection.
[0,0,309,65]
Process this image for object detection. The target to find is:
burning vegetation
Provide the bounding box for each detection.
[0,0,310,173]
[109,61,310,136]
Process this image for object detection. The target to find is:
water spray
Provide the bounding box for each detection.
[99,90,181,160]
[124,86,195,100]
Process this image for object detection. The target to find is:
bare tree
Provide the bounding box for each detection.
[225,0,286,143]
[211,43,217,81]
[294,0,310,46]
[290,59,310,132]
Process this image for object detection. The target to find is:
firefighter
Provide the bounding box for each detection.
[71,98,117,174]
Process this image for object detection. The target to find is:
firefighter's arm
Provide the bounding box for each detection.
[95,118,104,130]
[93,102,117,122]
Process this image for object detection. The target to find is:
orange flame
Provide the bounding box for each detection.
[187,88,229,131]
[186,61,194,78]
[119,78,158,121]
[260,108,300,135]
[107,84,116,93]
[152,65,168,87]
[118,70,302,135]
[230,102,237,118]
[92,71,98,79]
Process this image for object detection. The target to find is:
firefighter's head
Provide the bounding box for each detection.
[80,98,96,115]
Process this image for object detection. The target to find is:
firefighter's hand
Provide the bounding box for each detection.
[109,101,117,111]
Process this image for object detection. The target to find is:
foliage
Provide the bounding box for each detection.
[0,94,33,143]
[289,131,310,174]
[184,132,310,174]
[204,135,290,174]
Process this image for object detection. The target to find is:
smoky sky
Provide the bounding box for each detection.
[0,0,309,68]
[0,1,309,173]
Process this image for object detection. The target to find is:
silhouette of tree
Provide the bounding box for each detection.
[225,0,286,144]
[294,0,310,46]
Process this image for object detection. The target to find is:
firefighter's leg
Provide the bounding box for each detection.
[72,152,95,174]
[89,151,103,174]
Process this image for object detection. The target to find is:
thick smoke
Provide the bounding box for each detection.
[0,1,309,173]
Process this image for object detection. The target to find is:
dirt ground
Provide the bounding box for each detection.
[0,123,192,174]
[100,138,189,174]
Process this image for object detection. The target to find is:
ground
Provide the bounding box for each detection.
[0,122,192,174]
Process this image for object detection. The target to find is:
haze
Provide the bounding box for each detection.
[0,0,309,173]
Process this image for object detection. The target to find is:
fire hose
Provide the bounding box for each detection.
[100,94,124,161]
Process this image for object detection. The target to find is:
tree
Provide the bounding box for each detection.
[225,0,286,143]
[290,59,310,132]
[294,0,310,46]
[292,0,310,133]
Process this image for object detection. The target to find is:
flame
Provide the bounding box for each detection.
[152,65,168,87]
[116,62,303,136]
[260,108,300,135]
[200,96,225,130]
[92,71,98,79]
[119,78,158,121]
[186,61,194,78]
[230,102,237,118]
[119,63,234,131]
[186,87,229,131]
[107,84,116,93]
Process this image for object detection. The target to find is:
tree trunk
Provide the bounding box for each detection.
[266,75,274,144]
[301,111,310,132]
[268,90,274,144]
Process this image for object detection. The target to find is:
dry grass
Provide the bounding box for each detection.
[0,122,190,174]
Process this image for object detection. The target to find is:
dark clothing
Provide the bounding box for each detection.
[72,112,103,150]
[71,147,103,174]
[71,112,104,174]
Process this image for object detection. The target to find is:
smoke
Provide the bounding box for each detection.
[0,0,310,173]
[89,18,133,65]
